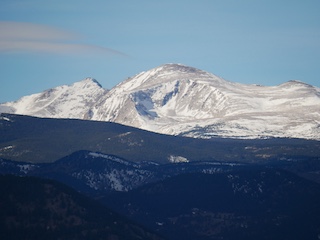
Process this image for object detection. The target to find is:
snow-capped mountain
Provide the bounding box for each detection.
[90,64,320,140]
[0,78,107,119]
[1,64,319,140]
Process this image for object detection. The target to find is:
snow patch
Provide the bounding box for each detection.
[168,155,189,163]
[18,164,37,174]
[0,145,14,152]
[88,152,140,168]
[0,116,12,122]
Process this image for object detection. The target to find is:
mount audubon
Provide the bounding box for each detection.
[1,63,319,140]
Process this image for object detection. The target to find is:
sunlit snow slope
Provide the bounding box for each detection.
[0,78,107,119]
[1,64,319,140]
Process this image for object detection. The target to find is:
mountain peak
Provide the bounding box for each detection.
[1,64,319,140]
[118,63,224,92]
[280,80,313,88]
[158,63,204,73]
[0,77,107,119]
[151,63,214,77]
[74,77,103,89]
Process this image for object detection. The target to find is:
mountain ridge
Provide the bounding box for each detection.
[0,77,107,120]
[1,63,319,140]
[1,113,319,164]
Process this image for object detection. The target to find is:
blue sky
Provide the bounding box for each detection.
[1,0,319,103]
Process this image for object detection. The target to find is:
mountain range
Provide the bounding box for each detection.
[3,154,320,239]
[2,143,320,239]
[1,63,319,140]
[1,63,320,239]
[1,104,320,239]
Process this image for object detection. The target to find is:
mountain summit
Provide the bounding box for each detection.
[0,78,107,119]
[1,64,319,140]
